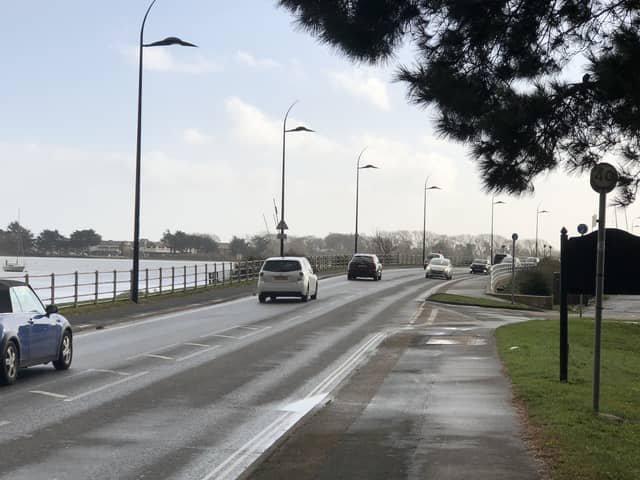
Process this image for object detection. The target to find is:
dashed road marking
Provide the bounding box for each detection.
[0,421,11,427]
[29,390,68,399]
[126,342,179,360]
[209,334,238,339]
[64,371,149,403]
[184,342,210,348]
[426,308,439,325]
[176,345,220,363]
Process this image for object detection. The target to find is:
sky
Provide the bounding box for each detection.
[1,1,636,248]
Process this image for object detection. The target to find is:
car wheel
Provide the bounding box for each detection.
[53,331,73,371]
[258,294,266,304]
[1,340,18,385]
[301,287,309,302]
[311,285,318,300]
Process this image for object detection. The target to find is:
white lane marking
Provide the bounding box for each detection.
[76,269,421,339]
[203,414,292,480]
[176,345,220,363]
[184,342,210,348]
[87,369,131,377]
[144,353,174,361]
[29,390,68,399]
[126,343,180,361]
[208,334,238,339]
[279,394,328,413]
[426,308,439,325]
[409,303,425,325]
[237,326,259,331]
[64,371,149,402]
[76,296,256,338]
[204,332,386,480]
[0,421,12,427]
[74,324,91,329]
[236,326,272,339]
[199,324,254,339]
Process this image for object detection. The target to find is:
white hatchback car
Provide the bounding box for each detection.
[257,257,318,303]
[425,258,453,279]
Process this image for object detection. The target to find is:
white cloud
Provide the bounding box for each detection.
[182,128,213,145]
[236,51,280,69]
[327,70,391,110]
[120,45,222,74]
[225,97,281,148]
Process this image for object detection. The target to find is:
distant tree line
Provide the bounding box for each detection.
[0,221,553,260]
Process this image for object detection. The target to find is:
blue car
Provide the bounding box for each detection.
[0,280,73,385]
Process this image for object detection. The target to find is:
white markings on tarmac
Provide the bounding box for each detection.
[0,421,11,427]
[184,342,210,348]
[426,308,439,325]
[29,390,69,399]
[88,369,131,376]
[176,345,220,363]
[63,371,149,402]
[202,331,388,480]
[127,343,180,361]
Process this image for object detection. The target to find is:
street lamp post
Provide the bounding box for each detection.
[422,179,441,265]
[132,0,197,303]
[535,204,550,258]
[354,148,379,253]
[490,197,505,264]
[278,101,314,257]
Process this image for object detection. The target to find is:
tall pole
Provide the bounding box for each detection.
[422,178,427,265]
[536,205,549,258]
[593,192,607,412]
[279,101,296,256]
[490,197,495,263]
[132,0,158,304]
[354,147,366,254]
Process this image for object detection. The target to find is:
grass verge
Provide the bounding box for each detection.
[429,292,533,310]
[496,318,640,480]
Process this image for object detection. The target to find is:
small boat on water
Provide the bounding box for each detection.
[3,260,25,273]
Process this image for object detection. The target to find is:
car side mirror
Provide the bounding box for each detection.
[46,304,58,315]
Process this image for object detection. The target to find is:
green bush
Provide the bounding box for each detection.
[516,269,551,295]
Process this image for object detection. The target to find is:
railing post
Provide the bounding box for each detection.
[159,267,163,294]
[183,265,187,291]
[113,270,117,302]
[222,262,226,285]
[94,270,99,304]
[74,271,78,307]
[214,262,218,286]
[145,268,149,298]
[50,273,55,305]
[204,264,208,288]
[230,262,233,285]
[195,264,198,289]
[171,266,175,293]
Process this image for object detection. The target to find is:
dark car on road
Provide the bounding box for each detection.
[0,280,73,385]
[469,258,489,274]
[347,254,382,281]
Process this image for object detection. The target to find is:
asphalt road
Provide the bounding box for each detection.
[0,267,464,480]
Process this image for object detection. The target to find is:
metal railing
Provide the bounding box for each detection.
[489,261,536,293]
[1,253,439,308]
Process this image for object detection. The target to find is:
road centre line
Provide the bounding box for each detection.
[208,334,238,339]
[184,342,210,348]
[236,326,272,339]
[29,390,68,399]
[0,421,10,427]
[237,326,260,331]
[64,371,149,402]
[176,345,220,363]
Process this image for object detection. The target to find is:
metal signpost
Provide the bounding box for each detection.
[511,233,518,304]
[589,162,618,412]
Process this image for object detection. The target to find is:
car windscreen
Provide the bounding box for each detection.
[262,260,301,272]
[430,259,447,266]
[351,256,374,263]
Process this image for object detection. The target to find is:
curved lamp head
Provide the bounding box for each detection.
[539,209,550,214]
[359,164,379,169]
[144,36,198,48]
[286,126,314,133]
[426,185,441,190]
[493,200,505,205]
